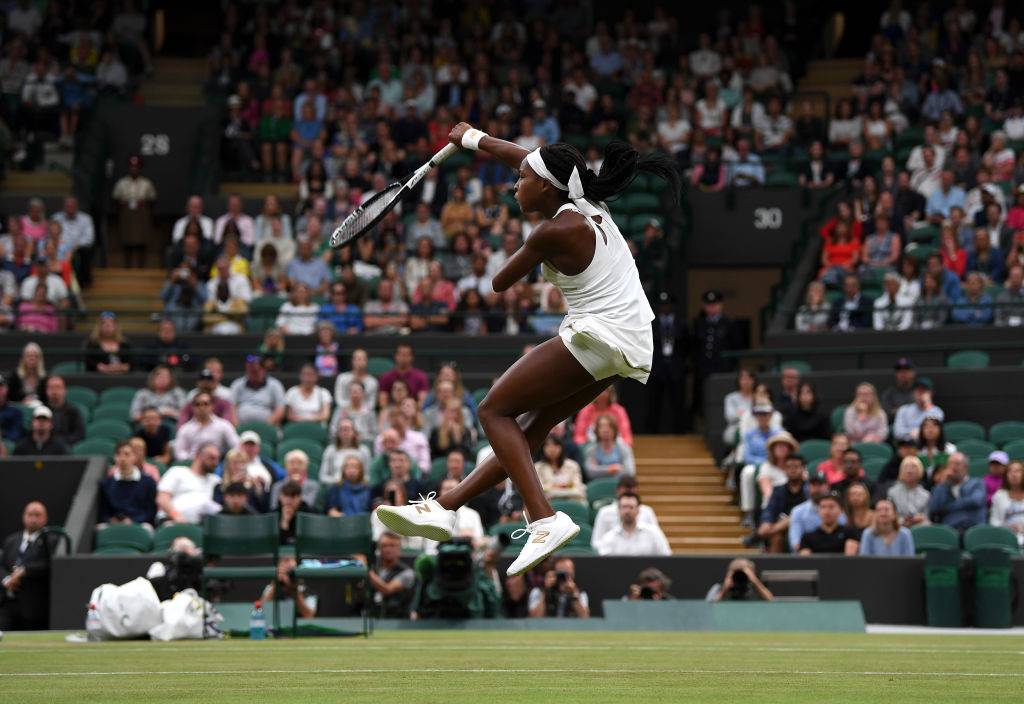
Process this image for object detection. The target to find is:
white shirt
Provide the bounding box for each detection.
[284,385,332,422]
[456,272,494,297]
[213,212,255,246]
[594,522,671,556]
[873,291,916,331]
[274,302,319,335]
[20,273,68,304]
[591,503,660,547]
[333,372,378,410]
[172,214,214,242]
[52,211,95,250]
[689,49,722,77]
[156,466,221,523]
[206,273,253,303]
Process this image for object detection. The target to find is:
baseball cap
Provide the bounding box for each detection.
[913,377,933,390]
[752,403,774,414]
[33,406,53,419]
[702,290,724,304]
[894,357,914,370]
[645,217,664,230]
[239,430,261,445]
[198,368,215,380]
[245,353,262,364]
[807,469,827,483]
[989,450,1010,465]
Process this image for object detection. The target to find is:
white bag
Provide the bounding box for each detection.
[149,589,222,641]
[88,577,163,639]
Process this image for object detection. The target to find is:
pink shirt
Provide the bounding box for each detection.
[21,215,47,241]
[574,402,634,446]
[16,301,58,332]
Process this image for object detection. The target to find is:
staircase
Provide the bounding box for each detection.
[140,57,206,107]
[81,268,165,333]
[633,435,754,554]
[796,58,860,107]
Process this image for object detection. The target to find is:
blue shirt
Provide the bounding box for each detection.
[741,427,778,466]
[293,118,323,142]
[727,156,765,186]
[858,527,915,556]
[950,293,994,325]
[892,403,944,441]
[98,473,158,525]
[929,477,987,530]
[590,51,624,76]
[534,117,560,146]
[925,186,966,218]
[922,270,962,301]
[788,499,847,552]
[286,257,332,291]
[319,303,364,333]
[0,403,24,441]
[325,482,371,515]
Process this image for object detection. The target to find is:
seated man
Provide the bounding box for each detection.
[269,450,321,510]
[754,453,808,552]
[230,355,286,426]
[787,470,846,552]
[950,271,994,326]
[156,443,222,524]
[43,375,85,446]
[180,368,235,426]
[830,448,875,497]
[593,493,671,556]
[173,392,239,461]
[98,440,158,529]
[14,406,70,455]
[928,452,986,532]
[798,492,858,554]
[368,531,415,618]
[218,482,259,516]
[591,475,662,547]
[528,556,590,618]
[892,378,944,442]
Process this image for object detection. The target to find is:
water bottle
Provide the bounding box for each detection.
[249,600,266,640]
[85,603,103,642]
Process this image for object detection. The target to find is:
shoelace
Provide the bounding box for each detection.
[408,491,437,507]
[510,521,545,542]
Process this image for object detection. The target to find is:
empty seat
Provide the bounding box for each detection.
[947,350,990,369]
[943,421,986,443]
[955,439,997,461]
[852,442,892,461]
[910,524,960,553]
[66,386,99,409]
[281,422,328,445]
[152,523,203,553]
[963,525,1020,555]
[86,419,132,441]
[94,524,153,554]
[98,387,138,406]
[989,421,1024,448]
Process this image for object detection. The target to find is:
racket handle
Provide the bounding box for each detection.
[428,142,460,167]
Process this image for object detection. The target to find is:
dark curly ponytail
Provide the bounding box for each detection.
[539,140,681,204]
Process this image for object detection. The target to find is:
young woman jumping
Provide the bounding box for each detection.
[375,122,680,576]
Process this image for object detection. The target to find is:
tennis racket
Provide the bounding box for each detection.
[329,142,460,248]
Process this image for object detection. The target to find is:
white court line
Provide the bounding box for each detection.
[1,667,1022,678]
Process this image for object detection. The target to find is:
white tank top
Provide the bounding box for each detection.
[540,202,655,358]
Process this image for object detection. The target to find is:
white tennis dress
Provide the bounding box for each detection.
[541,202,655,383]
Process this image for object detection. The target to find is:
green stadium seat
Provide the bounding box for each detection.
[472,387,489,405]
[830,405,847,432]
[551,500,591,527]
[277,438,325,464]
[90,404,133,423]
[923,547,962,626]
[862,457,887,481]
[989,421,1024,448]
[943,421,986,443]
[70,401,91,424]
[428,457,449,484]
[852,442,892,461]
[972,548,1014,627]
[800,439,832,462]
[152,523,204,553]
[367,356,395,375]
[488,522,528,548]
[66,386,99,409]
[247,295,285,332]
[201,514,280,630]
[1005,439,1024,461]
[955,439,997,461]
[968,456,991,478]
[589,496,614,523]
[293,514,372,636]
[911,524,960,554]
[777,360,812,374]
[94,524,153,554]
[86,419,132,441]
[963,525,1020,555]
[569,524,593,548]
[281,422,328,445]
[150,459,168,475]
[905,243,936,262]
[14,404,31,430]
[947,350,990,369]
[907,225,940,244]
[896,126,924,148]
[98,387,138,406]
[72,438,116,458]
[765,169,799,187]
[51,360,84,375]
[586,477,618,506]
[621,192,660,214]
[238,422,280,447]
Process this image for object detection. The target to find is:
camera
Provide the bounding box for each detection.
[554,570,568,586]
[639,585,656,600]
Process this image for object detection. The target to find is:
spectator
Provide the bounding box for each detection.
[829,274,872,331]
[626,567,675,601]
[726,138,764,187]
[325,456,372,517]
[926,171,967,223]
[284,363,332,424]
[928,452,986,532]
[951,271,994,325]
[213,449,268,513]
[788,471,847,551]
[798,492,859,555]
[0,501,58,630]
[368,532,415,618]
[204,255,252,334]
[98,441,158,529]
[842,481,875,540]
[318,282,364,335]
[329,379,377,442]
[50,196,94,285]
[690,147,727,191]
[428,399,475,460]
[989,460,1024,537]
[887,456,931,528]
[156,443,222,524]
[843,383,889,444]
[140,318,193,373]
[775,365,802,420]
[755,453,810,553]
[378,343,429,407]
[794,281,831,332]
[535,434,586,504]
[831,449,873,498]
[593,493,671,556]
[939,224,968,278]
[984,451,1010,507]
[130,365,187,423]
[15,281,57,333]
[251,241,287,296]
[873,271,915,331]
[13,406,68,455]
[83,312,131,374]
[923,252,962,301]
[272,282,317,336]
[171,196,214,243]
[910,145,942,198]
[270,450,321,511]
[574,387,633,446]
[43,375,84,446]
[858,499,915,556]
[256,328,286,371]
[583,415,636,481]
[286,237,332,296]
[135,407,171,464]
[914,271,950,329]
[180,368,235,426]
[213,194,255,250]
[407,203,445,250]
[334,349,378,412]
[235,431,283,487]
[918,417,956,481]
[738,402,781,472]
[706,558,774,602]
[20,256,69,308]
[740,431,798,527]
[173,392,239,462]
[817,432,851,485]
[231,354,286,426]
[362,279,409,335]
[7,341,45,404]
[722,369,757,449]
[828,99,862,149]
[892,378,944,442]
[861,216,901,272]
[967,228,1006,284]
[590,476,663,548]
[783,382,831,443]
[274,478,311,545]
[798,141,835,189]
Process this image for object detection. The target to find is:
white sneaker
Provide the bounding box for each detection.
[374,492,457,542]
[506,511,580,577]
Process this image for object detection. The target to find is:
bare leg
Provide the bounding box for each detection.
[452,336,602,521]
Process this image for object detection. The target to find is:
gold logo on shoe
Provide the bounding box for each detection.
[532,531,550,543]
[415,504,431,514]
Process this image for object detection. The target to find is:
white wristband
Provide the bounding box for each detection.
[461,128,487,151]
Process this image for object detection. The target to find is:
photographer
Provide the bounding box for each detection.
[705,558,774,602]
[626,567,675,601]
[160,263,207,333]
[145,536,204,601]
[527,556,590,618]
[261,555,317,618]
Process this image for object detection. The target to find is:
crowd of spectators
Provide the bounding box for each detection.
[794,1,1024,332]
[722,358,1024,554]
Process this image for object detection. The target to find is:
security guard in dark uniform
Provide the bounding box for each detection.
[691,290,742,419]
[646,292,689,433]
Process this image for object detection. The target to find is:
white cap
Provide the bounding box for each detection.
[239,430,261,445]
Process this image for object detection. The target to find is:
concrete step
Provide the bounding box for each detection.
[663,525,749,537]
[221,182,299,198]
[3,170,72,193]
[658,514,743,525]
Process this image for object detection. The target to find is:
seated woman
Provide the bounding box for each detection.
[842,382,889,443]
[574,387,633,446]
[739,432,798,525]
[939,223,967,278]
[422,363,478,419]
[783,381,831,443]
[794,281,830,332]
[275,282,319,336]
[535,435,586,504]
[583,414,637,481]
[8,342,46,405]
[320,418,372,485]
[213,447,269,512]
[16,283,59,334]
[722,368,756,449]
[325,456,372,516]
[843,482,874,542]
[251,241,287,296]
[990,460,1024,538]
[83,311,132,373]
[887,456,931,527]
[858,499,915,556]
[129,365,187,423]
[284,363,332,425]
[428,398,476,460]
[819,220,860,286]
[918,418,956,485]
[258,327,286,371]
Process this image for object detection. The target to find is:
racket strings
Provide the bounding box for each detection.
[332,183,403,246]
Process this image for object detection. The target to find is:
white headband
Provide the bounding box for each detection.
[526,149,602,219]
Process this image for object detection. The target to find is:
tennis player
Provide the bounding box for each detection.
[376,122,680,575]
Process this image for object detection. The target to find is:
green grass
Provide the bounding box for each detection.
[1,630,1021,703]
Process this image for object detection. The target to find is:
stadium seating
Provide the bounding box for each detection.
[293,514,372,636]
[99,387,139,406]
[910,524,960,554]
[66,387,99,409]
[963,525,1020,555]
[852,442,892,461]
[989,422,1024,448]
[85,420,133,441]
[551,500,591,527]
[72,438,116,458]
[276,439,324,464]
[152,523,204,553]
[943,421,986,444]
[801,439,831,462]
[281,422,328,445]
[200,514,281,630]
[94,524,153,554]
[586,478,618,507]
[238,422,280,448]
[947,351,990,370]
[956,439,997,460]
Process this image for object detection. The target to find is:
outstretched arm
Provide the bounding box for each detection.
[449,122,529,170]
